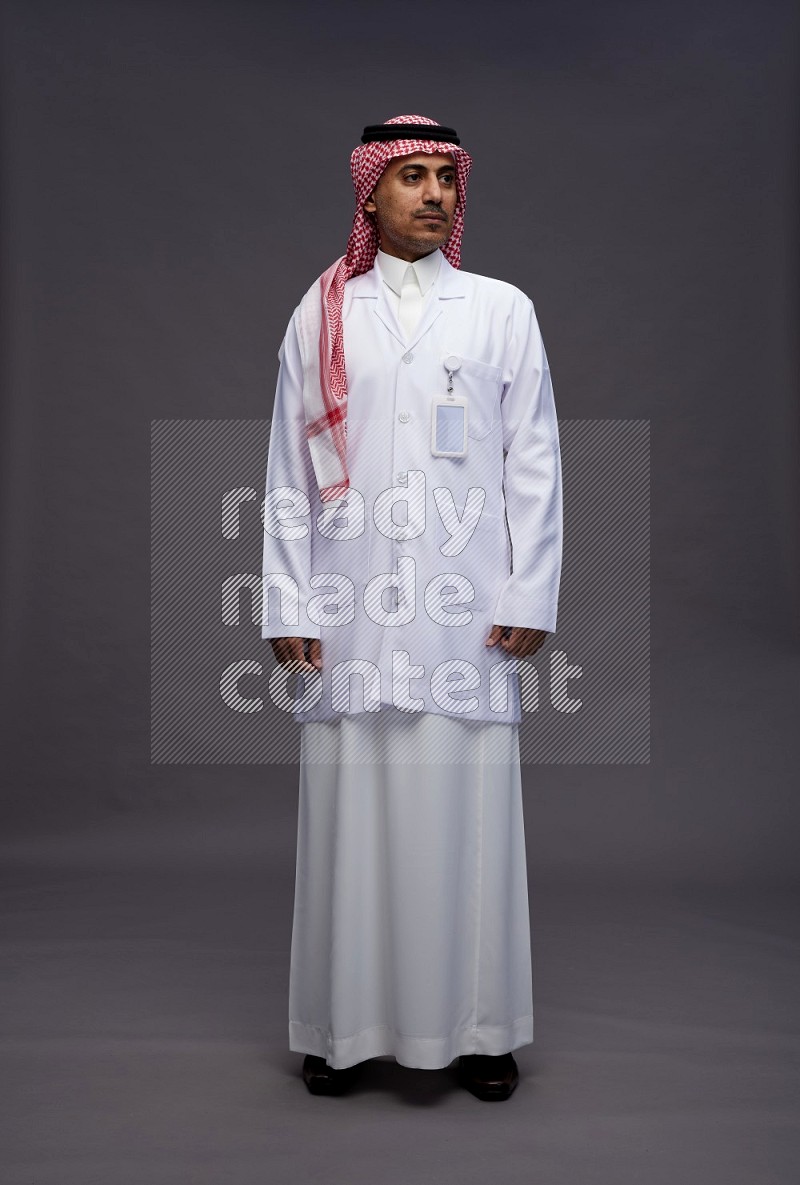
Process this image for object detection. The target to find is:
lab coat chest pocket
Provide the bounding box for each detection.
[457,356,502,440]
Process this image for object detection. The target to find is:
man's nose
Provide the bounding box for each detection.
[421,176,443,204]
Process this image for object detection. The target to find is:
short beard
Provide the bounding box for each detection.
[378,224,451,259]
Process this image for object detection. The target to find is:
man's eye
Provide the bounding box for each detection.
[405,173,421,182]
[442,173,455,183]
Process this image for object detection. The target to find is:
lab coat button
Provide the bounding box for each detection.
[402,352,414,364]
[398,410,410,423]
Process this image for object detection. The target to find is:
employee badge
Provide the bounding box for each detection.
[431,354,468,458]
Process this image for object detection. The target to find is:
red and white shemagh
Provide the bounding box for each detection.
[294,114,473,502]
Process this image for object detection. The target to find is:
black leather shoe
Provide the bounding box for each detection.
[458,1053,519,1101]
[302,1054,362,1095]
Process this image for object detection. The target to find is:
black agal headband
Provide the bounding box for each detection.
[361,123,461,145]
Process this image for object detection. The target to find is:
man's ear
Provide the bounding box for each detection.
[363,192,377,215]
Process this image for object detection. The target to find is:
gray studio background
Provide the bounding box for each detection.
[1,1,798,1183]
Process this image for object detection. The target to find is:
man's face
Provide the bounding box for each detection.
[363,152,457,261]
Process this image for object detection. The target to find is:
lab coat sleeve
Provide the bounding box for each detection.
[493,294,563,634]
[261,313,321,641]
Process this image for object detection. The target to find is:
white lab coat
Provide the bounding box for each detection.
[261,251,563,725]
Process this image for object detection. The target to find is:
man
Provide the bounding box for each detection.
[261,115,563,1101]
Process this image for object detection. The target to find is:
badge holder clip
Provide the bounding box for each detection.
[431,355,468,458]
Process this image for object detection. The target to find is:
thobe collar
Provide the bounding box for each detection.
[375,247,442,297]
[348,251,466,301]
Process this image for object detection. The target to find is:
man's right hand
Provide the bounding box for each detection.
[270,637,322,673]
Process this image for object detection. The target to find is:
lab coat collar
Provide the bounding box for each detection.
[349,251,467,349]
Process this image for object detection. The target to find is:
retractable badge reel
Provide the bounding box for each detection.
[431,355,468,457]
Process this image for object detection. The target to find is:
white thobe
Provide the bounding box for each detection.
[264,248,561,1069]
[290,708,533,1070]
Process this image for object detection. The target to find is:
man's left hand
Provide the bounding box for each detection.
[485,624,548,658]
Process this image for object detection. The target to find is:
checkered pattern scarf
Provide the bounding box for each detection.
[294,114,473,502]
